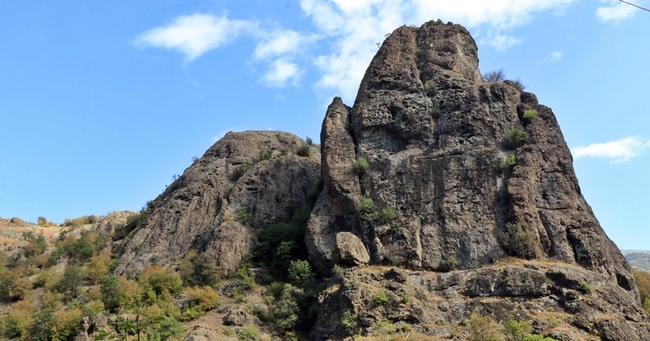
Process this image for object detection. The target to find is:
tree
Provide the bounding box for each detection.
[56,266,85,302]
[101,275,124,313]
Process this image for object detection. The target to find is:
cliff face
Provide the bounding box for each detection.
[306,20,649,340]
[114,131,321,275]
[306,21,631,283]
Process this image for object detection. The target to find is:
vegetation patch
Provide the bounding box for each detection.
[506,127,526,149]
[523,109,538,120]
[353,157,369,176]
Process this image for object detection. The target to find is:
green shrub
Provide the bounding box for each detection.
[231,162,252,181]
[237,206,254,226]
[504,317,532,341]
[503,222,536,259]
[467,314,502,341]
[258,149,273,161]
[361,197,374,211]
[238,325,261,341]
[377,206,397,224]
[580,282,594,294]
[306,137,313,146]
[374,292,389,305]
[296,145,312,157]
[114,211,146,241]
[62,215,99,228]
[506,128,526,149]
[341,309,358,333]
[431,106,441,119]
[185,286,220,311]
[288,260,314,285]
[523,109,538,120]
[499,154,516,170]
[352,158,369,176]
[373,319,397,338]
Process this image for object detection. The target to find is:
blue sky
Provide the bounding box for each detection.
[1,1,648,249]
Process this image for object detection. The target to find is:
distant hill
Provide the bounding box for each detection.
[626,252,650,272]
[621,249,650,256]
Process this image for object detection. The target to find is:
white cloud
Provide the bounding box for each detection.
[134,14,256,61]
[572,137,650,163]
[596,0,640,23]
[264,58,303,87]
[300,0,578,101]
[253,30,319,60]
[550,51,564,62]
[482,33,521,50]
[537,51,564,65]
[137,15,316,87]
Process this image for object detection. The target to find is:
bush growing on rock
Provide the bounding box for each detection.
[352,157,369,175]
[467,314,502,341]
[297,145,312,157]
[523,109,538,120]
[483,68,506,82]
[506,128,526,149]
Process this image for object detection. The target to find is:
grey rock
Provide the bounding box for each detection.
[113,131,321,275]
[336,232,370,266]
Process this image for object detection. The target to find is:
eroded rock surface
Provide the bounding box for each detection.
[306,20,648,340]
[114,131,320,275]
[307,20,634,288]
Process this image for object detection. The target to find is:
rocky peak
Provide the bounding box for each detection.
[307,19,635,295]
[306,20,650,340]
[113,131,321,275]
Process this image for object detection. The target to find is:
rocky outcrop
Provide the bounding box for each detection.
[307,20,634,287]
[306,20,649,339]
[114,131,320,275]
[313,263,650,340]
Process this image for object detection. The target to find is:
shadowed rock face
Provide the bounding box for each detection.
[306,20,635,297]
[114,131,321,275]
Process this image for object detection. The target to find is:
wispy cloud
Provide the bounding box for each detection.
[596,0,641,23]
[253,30,319,86]
[134,14,256,61]
[301,0,578,101]
[572,137,650,163]
[136,14,316,87]
[481,33,521,50]
[537,51,564,65]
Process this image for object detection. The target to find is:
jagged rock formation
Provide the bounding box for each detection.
[306,20,650,340]
[114,131,320,275]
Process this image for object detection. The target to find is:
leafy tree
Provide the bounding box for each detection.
[100,275,124,313]
[55,265,85,302]
[86,253,111,284]
[139,265,183,297]
[287,260,314,285]
[272,284,303,331]
[29,308,57,341]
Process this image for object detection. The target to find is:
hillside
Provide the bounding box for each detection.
[627,252,650,272]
